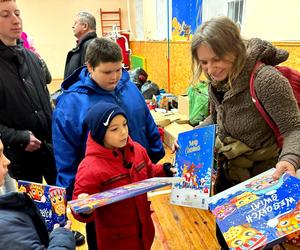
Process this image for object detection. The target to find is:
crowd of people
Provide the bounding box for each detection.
[0,0,299,250]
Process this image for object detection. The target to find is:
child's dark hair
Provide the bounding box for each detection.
[85,37,123,68]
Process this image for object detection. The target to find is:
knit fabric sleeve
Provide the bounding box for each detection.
[255,65,300,169]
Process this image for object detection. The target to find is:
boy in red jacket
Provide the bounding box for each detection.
[72,102,176,250]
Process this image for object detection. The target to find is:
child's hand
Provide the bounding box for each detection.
[163,162,177,177]
[53,220,72,230]
[78,193,89,199]
[78,193,94,215]
[171,139,180,154]
[169,167,177,176]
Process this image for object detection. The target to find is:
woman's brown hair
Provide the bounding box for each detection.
[191,16,247,87]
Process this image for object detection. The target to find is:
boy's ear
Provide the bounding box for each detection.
[87,63,93,73]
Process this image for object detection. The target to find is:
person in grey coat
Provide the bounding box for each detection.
[0,138,75,250]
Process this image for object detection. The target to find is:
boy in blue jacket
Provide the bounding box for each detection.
[52,37,165,249]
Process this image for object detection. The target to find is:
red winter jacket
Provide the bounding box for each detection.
[72,134,166,250]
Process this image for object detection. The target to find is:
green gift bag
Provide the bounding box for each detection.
[187,81,209,126]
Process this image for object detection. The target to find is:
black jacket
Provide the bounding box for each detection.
[0,192,75,250]
[0,41,56,182]
[0,40,52,149]
[64,31,97,79]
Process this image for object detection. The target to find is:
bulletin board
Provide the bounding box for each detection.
[172,0,203,41]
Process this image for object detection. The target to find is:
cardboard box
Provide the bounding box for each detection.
[150,110,171,128]
[164,113,190,124]
[175,114,190,124]
[163,122,193,149]
[163,113,181,123]
[178,95,189,117]
[156,118,171,128]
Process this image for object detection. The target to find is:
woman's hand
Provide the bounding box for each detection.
[171,139,180,154]
[272,160,296,180]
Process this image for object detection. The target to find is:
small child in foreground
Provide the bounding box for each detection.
[72,102,176,250]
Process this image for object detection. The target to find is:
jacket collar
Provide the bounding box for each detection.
[0,40,25,65]
[61,67,130,95]
[0,192,31,209]
[75,31,97,48]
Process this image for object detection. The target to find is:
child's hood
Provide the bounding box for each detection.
[60,66,130,94]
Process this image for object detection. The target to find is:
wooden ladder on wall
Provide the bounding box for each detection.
[100,8,122,36]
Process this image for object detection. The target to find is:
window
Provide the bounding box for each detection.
[227,0,244,26]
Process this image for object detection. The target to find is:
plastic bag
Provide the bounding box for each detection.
[187,81,209,126]
[129,67,148,90]
[141,80,160,99]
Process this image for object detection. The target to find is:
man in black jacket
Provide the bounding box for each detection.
[0,0,56,185]
[64,11,97,79]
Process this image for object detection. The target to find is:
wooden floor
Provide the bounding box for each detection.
[69,146,300,250]
[150,191,219,250]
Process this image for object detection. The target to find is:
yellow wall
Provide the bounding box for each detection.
[130,41,191,95]
[273,42,300,69]
[131,41,300,95]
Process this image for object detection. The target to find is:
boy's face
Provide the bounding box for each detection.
[0,140,10,187]
[0,0,22,46]
[103,115,128,150]
[87,61,123,91]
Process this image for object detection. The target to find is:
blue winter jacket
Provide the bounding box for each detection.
[52,66,164,198]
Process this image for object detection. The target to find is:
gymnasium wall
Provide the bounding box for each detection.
[130,41,300,95]
[17,0,135,79]
[16,0,300,95]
